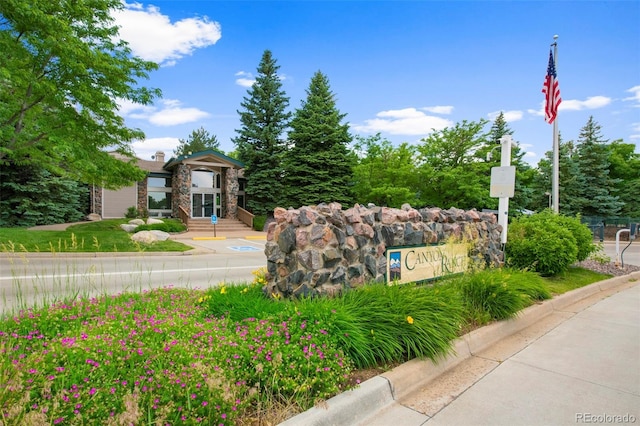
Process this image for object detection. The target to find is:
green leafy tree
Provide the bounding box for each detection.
[351,134,420,207]
[0,0,160,188]
[416,119,493,209]
[174,127,220,157]
[232,50,291,216]
[607,140,640,217]
[574,116,622,217]
[282,71,353,208]
[0,164,88,227]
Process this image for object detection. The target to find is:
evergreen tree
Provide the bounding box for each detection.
[232,50,291,216]
[535,137,586,215]
[0,163,88,227]
[174,127,220,157]
[282,71,354,207]
[574,116,622,217]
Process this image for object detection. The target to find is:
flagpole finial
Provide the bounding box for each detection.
[553,34,558,40]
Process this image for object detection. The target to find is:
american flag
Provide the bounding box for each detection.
[542,49,561,124]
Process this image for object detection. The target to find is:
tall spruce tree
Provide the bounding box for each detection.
[282,71,354,207]
[574,116,622,217]
[232,50,291,216]
[535,137,586,215]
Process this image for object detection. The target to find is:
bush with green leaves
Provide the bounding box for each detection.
[136,220,187,233]
[506,211,582,276]
[253,215,267,231]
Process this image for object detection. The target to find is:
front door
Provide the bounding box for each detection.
[191,193,214,218]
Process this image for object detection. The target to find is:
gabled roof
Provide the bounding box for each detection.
[164,149,245,170]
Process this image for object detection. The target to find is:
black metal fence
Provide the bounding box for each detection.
[581,217,640,242]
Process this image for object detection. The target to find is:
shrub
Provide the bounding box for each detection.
[136,220,187,233]
[253,215,267,231]
[506,211,579,276]
[553,214,595,261]
[125,206,139,219]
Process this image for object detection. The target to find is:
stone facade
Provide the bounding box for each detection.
[225,168,239,219]
[172,164,191,218]
[264,203,503,299]
[137,178,147,216]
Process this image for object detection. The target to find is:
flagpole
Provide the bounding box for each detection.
[551,35,560,213]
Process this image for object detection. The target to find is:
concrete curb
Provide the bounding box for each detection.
[279,271,640,426]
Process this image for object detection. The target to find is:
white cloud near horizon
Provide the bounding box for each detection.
[113,2,222,66]
[528,95,612,117]
[560,96,612,111]
[235,71,255,87]
[422,106,454,114]
[118,98,210,126]
[487,110,523,122]
[132,137,180,160]
[352,108,453,136]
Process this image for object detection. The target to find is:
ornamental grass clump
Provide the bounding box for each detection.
[456,268,527,325]
[293,283,465,369]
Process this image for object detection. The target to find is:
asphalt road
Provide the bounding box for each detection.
[1,239,638,315]
[0,237,267,314]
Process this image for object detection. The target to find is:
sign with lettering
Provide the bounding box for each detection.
[386,243,469,285]
[211,215,218,225]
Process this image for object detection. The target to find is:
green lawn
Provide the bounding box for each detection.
[0,219,191,253]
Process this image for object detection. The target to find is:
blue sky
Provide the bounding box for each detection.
[113,1,640,165]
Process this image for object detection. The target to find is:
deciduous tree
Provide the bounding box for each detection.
[0,0,160,188]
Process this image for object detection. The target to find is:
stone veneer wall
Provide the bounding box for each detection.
[264,203,503,299]
[172,164,191,217]
[137,178,147,215]
[225,168,239,219]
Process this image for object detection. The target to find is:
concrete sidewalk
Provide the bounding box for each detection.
[281,272,640,426]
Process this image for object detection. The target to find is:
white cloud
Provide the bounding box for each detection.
[422,106,454,115]
[528,95,611,117]
[148,100,210,126]
[118,98,210,126]
[560,96,612,111]
[132,137,180,160]
[113,2,222,66]
[487,110,524,122]
[352,108,453,136]
[117,98,155,116]
[623,85,640,107]
[235,71,255,87]
[234,71,287,87]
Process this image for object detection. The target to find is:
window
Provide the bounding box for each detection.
[148,177,171,187]
[192,171,214,188]
[148,192,171,210]
[147,174,172,213]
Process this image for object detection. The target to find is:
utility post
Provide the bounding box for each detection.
[490,135,516,246]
